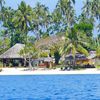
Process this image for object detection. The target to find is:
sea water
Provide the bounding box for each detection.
[0,75,100,100]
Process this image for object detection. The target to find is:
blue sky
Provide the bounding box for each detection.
[5,0,99,37]
[5,0,58,12]
[5,0,83,14]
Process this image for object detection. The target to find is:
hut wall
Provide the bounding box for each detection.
[95,58,100,66]
[76,59,90,65]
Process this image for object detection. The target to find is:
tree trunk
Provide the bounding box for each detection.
[24,58,27,67]
[29,57,32,70]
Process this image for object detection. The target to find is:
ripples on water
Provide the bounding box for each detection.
[0,75,100,100]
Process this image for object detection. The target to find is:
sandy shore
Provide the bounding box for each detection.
[0,68,100,75]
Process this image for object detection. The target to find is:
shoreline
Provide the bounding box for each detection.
[0,68,100,75]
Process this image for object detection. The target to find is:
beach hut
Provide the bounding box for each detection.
[0,43,25,67]
[88,51,100,66]
[37,57,53,68]
[65,53,90,67]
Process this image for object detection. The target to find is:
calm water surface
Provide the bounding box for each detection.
[0,75,100,100]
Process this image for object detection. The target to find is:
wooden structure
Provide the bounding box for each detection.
[88,51,100,66]
[0,43,25,67]
[37,57,53,68]
[65,53,90,67]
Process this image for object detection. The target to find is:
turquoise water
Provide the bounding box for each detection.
[0,75,100,100]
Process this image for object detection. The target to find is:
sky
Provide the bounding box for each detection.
[5,0,58,12]
[4,0,99,37]
[5,0,83,14]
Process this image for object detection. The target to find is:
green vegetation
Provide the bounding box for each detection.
[96,66,100,69]
[19,43,38,67]
[0,0,100,67]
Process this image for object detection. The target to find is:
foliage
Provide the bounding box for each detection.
[32,2,51,39]
[49,43,63,65]
[0,0,99,68]
[74,22,93,37]
[0,30,10,54]
[20,43,38,67]
[96,65,100,69]
[82,0,100,31]
[61,27,89,57]
[96,46,100,57]
[54,51,61,65]
[40,51,48,57]
[12,1,34,33]
[20,43,38,59]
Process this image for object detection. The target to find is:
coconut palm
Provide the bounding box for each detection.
[61,27,89,67]
[0,0,5,10]
[94,35,100,57]
[1,7,15,28]
[0,0,5,23]
[51,7,65,35]
[82,0,100,31]
[12,1,34,34]
[32,2,51,40]
[90,0,100,19]
[97,24,100,32]
[56,0,76,28]
[61,27,89,57]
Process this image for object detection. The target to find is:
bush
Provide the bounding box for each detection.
[40,52,48,57]
[0,62,3,68]
[96,66,100,69]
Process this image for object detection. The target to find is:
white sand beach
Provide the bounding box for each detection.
[0,68,100,75]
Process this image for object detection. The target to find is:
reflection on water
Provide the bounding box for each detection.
[0,75,100,100]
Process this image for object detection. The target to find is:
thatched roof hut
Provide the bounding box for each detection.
[88,51,100,66]
[88,51,96,59]
[37,57,53,62]
[0,43,25,59]
[65,53,89,66]
[35,35,64,48]
[65,54,87,60]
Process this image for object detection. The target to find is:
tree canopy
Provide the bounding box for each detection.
[0,0,99,64]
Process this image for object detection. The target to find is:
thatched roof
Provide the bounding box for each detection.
[65,54,88,60]
[44,57,53,62]
[37,57,53,62]
[88,54,96,59]
[88,51,96,59]
[35,35,64,48]
[0,43,25,59]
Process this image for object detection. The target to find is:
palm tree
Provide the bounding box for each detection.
[51,7,65,35]
[90,0,100,19]
[0,0,5,10]
[82,0,100,31]
[0,0,5,24]
[97,23,100,32]
[12,1,34,35]
[60,27,89,67]
[94,35,100,57]
[1,7,14,27]
[56,0,76,28]
[32,2,51,40]
[0,30,10,54]
[62,27,89,58]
